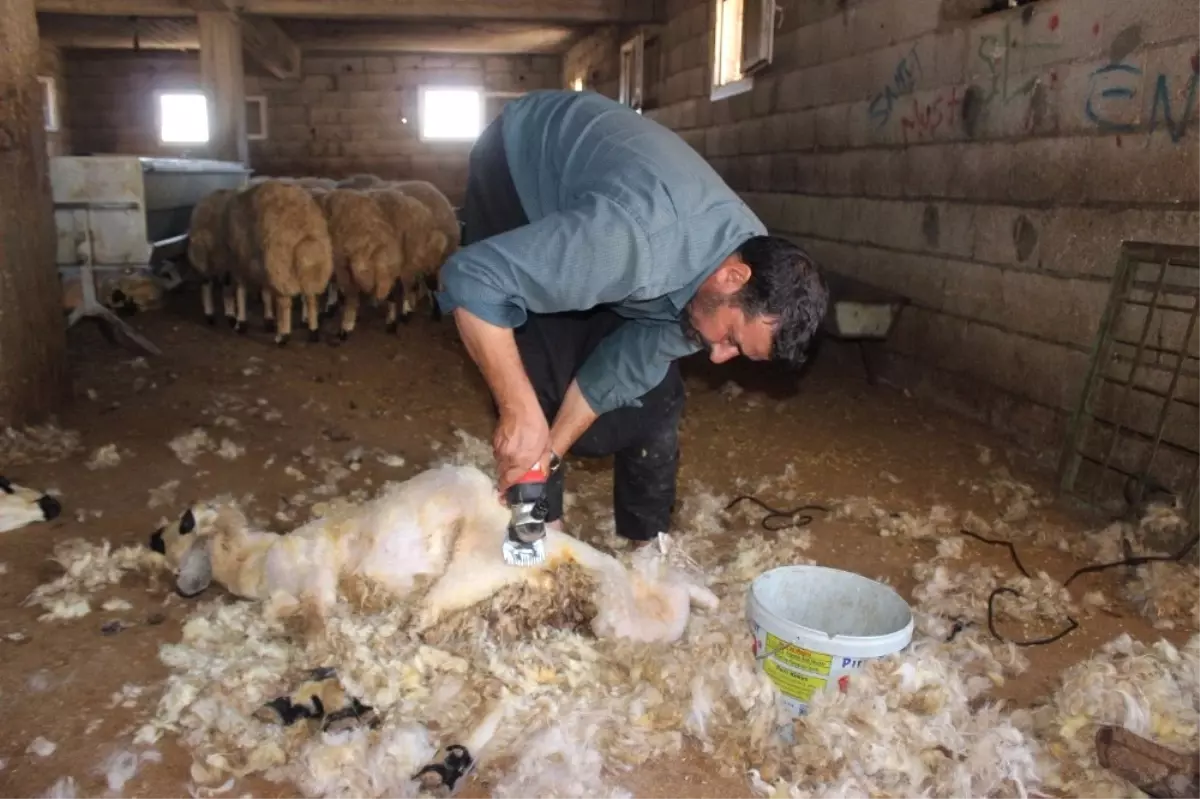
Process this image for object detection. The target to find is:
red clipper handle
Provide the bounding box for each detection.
[513,465,547,485]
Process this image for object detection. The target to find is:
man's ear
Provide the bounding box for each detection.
[714,256,751,294]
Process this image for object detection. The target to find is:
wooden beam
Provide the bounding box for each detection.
[36,0,660,23]
[0,0,70,424]
[197,11,247,163]
[240,16,300,79]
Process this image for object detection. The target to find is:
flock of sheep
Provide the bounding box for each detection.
[187,173,461,345]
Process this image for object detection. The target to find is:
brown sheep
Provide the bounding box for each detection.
[390,180,460,321]
[225,180,334,345]
[187,188,238,326]
[317,189,403,340]
[369,188,448,329]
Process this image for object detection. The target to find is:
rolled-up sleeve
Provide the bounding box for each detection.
[574,319,701,414]
[436,192,651,327]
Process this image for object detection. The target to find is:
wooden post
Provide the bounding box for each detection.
[0,0,69,426]
[198,11,247,163]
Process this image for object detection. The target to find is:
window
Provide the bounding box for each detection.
[38,76,59,132]
[246,96,268,141]
[712,0,776,101]
[158,92,209,144]
[419,87,484,142]
[571,76,584,91]
[618,27,662,112]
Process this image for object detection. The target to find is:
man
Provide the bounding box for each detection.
[436,89,828,547]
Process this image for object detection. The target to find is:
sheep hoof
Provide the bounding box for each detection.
[264,319,277,334]
[308,329,320,343]
[385,321,397,334]
[205,314,216,326]
[234,321,247,335]
[337,329,350,342]
[276,333,290,347]
[226,315,238,329]
[400,313,412,326]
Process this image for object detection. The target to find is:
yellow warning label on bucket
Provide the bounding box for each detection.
[763,660,827,702]
[764,633,833,675]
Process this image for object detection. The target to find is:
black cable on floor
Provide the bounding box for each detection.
[958,529,1032,578]
[724,495,830,532]
[987,587,1079,647]
[1063,532,1200,587]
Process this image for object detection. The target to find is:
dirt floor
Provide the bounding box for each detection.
[0,290,1194,798]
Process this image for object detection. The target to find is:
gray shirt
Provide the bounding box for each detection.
[436,89,766,415]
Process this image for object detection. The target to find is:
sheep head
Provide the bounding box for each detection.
[147,502,243,598]
[0,476,62,534]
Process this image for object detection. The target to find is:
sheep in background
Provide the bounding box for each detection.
[0,476,62,534]
[390,180,461,321]
[316,189,403,340]
[369,188,448,329]
[225,179,334,345]
[186,188,238,326]
[337,174,385,190]
[146,463,717,642]
[296,177,337,191]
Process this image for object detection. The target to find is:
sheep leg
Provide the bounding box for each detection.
[401,280,414,324]
[304,293,321,343]
[275,293,293,346]
[424,273,442,322]
[201,279,216,325]
[339,287,361,341]
[321,284,340,321]
[261,287,276,334]
[234,282,248,334]
[384,281,401,334]
[222,275,237,327]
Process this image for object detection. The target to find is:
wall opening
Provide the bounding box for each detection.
[246,96,268,141]
[38,76,59,132]
[419,87,484,142]
[158,92,209,144]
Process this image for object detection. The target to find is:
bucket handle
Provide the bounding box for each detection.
[748,621,792,663]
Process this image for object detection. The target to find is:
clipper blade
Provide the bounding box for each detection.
[501,536,546,567]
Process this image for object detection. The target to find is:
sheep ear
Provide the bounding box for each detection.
[179,508,196,535]
[176,537,213,597]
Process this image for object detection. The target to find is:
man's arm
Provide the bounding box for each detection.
[572,319,702,417]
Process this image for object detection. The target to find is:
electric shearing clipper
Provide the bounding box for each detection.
[501,452,561,567]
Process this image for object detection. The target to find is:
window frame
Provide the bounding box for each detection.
[418,85,486,143]
[155,89,211,146]
[245,95,268,141]
[711,0,776,102]
[38,76,59,133]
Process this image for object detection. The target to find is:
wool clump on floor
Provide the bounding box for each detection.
[23,538,167,621]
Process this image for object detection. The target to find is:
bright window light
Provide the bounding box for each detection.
[420,87,483,141]
[159,92,209,144]
[714,0,745,88]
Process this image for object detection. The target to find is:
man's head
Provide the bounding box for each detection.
[682,235,828,366]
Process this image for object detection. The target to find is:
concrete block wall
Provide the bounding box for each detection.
[61,50,562,204]
[565,0,1200,458]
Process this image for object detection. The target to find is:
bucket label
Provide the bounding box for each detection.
[763,659,827,702]
[764,633,833,675]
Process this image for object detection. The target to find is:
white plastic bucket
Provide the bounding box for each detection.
[747,565,914,733]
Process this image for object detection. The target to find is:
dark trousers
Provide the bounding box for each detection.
[461,115,684,541]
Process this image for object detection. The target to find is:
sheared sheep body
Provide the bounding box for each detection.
[187,188,237,325]
[225,179,334,344]
[151,464,716,642]
[316,189,403,338]
[369,188,448,327]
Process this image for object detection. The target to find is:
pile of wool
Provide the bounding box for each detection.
[975,466,1047,525]
[753,636,1043,799]
[831,495,959,541]
[1017,633,1200,796]
[168,428,244,465]
[1123,560,1200,630]
[0,423,82,465]
[912,559,1080,648]
[23,539,168,621]
[85,444,123,470]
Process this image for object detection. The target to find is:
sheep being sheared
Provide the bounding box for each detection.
[225,179,334,345]
[369,188,448,329]
[315,189,403,340]
[0,476,62,534]
[186,188,238,326]
[148,463,716,643]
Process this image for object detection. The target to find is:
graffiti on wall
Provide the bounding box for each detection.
[1085,55,1200,144]
[867,43,923,129]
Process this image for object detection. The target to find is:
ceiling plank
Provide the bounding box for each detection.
[36,0,660,23]
[239,16,300,78]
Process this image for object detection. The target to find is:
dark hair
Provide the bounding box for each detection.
[732,235,829,365]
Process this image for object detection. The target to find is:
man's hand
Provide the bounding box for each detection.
[494,403,550,493]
